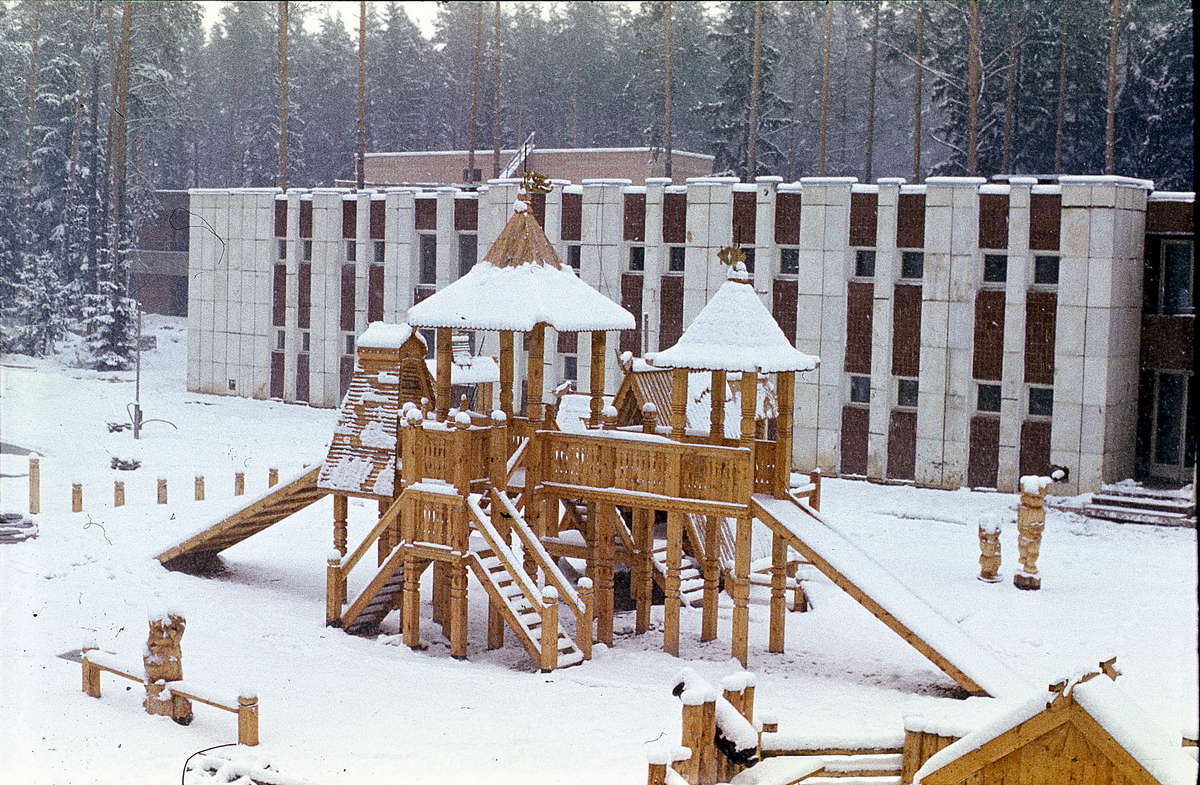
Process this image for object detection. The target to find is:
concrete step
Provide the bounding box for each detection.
[1081,503,1195,527]
[1089,493,1194,514]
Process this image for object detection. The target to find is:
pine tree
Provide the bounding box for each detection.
[4,249,69,356]
[81,245,137,370]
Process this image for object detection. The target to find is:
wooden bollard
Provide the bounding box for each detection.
[114,481,125,507]
[28,457,40,514]
[578,577,594,660]
[237,693,260,746]
[194,475,205,501]
[72,483,83,512]
[641,403,658,434]
[760,710,779,734]
[81,644,101,698]
[808,468,822,511]
[157,478,168,504]
[267,468,279,487]
[234,472,245,496]
[676,690,708,783]
[539,586,559,672]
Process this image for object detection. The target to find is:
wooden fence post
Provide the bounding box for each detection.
[28,457,40,514]
[234,472,245,496]
[540,586,559,672]
[114,481,125,507]
[194,475,205,501]
[157,478,167,505]
[268,468,279,487]
[72,483,83,513]
[676,693,706,783]
[237,693,259,746]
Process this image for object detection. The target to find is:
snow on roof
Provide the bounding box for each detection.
[1148,191,1195,202]
[423,355,499,385]
[358,321,420,349]
[646,267,819,374]
[406,205,635,333]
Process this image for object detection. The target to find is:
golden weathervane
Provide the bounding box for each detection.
[518,170,552,202]
[717,245,746,267]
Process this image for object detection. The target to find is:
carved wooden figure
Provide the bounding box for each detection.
[977,522,1002,583]
[143,613,192,724]
[1014,481,1049,590]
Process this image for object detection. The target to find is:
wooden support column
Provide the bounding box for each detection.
[664,510,683,656]
[326,555,343,625]
[589,330,606,426]
[435,327,453,419]
[499,330,515,417]
[774,372,795,495]
[701,514,719,642]
[333,494,348,556]
[633,507,653,634]
[769,532,787,653]
[670,367,688,439]
[731,514,751,666]
[402,553,421,649]
[526,324,546,421]
[592,501,615,646]
[450,561,468,659]
[710,370,727,438]
[376,497,391,566]
[739,370,758,447]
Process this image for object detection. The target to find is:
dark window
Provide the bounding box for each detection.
[977,383,1002,412]
[419,234,437,285]
[669,246,686,273]
[780,247,799,275]
[897,378,919,408]
[1162,241,1194,315]
[567,245,581,270]
[276,330,286,350]
[629,246,645,272]
[420,328,435,359]
[1029,387,1054,417]
[1034,255,1059,285]
[563,355,578,381]
[742,247,755,273]
[849,375,871,404]
[854,250,876,278]
[346,240,356,262]
[901,251,924,280]
[302,240,312,262]
[983,254,1007,283]
[301,331,310,353]
[373,240,385,265]
[462,167,481,182]
[277,239,286,260]
[345,334,355,354]
[1153,373,1187,465]
[458,234,477,277]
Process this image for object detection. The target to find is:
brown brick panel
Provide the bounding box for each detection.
[531,192,546,227]
[1024,290,1057,384]
[413,285,436,304]
[840,406,869,475]
[775,192,801,245]
[298,263,312,329]
[1019,420,1051,477]
[968,416,1000,488]
[272,264,287,328]
[659,275,684,350]
[845,281,874,374]
[367,265,384,323]
[732,191,756,244]
[1146,200,1194,234]
[772,278,797,345]
[133,273,187,316]
[892,283,922,377]
[342,201,356,238]
[415,198,437,231]
[623,192,646,242]
[340,265,356,332]
[621,273,643,355]
[299,201,312,238]
[453,198,477,231]
[340,355,354,400]
[557,330,578,354]
[850,192,878,247]
[561,192,582,241]
[1142,237,1161,312]
[296,353,310,401]
[274,201,287,237]
[978,193,1009,249]
[972,290,1006,380]
[370,200,385,239]
[269,351,284,399]
[897,193,925,248]
[1029,193,1061,251]
[887,410,917,480]
[1140,315,1193,372]
[662,192,687,244]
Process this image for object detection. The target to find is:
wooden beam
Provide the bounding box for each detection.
[541,482,748,519]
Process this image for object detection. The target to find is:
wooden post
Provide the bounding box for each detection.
[402,553,421,649]
[237,693,259,746]
[1014,483,1047,590]
[499,330,515,418]
[769,532,787,652]
[333,494,348,557]
[978,521,1002,583]
[774,372,794,495]
[739,370,757,447]
[808,469,821,511]
[194,475,205,501]
[633,508,652,634]
[701,514,719,642]
[593,502,615,646]
[81,646,100,698]
[527,323,546,422]
[677,696,705,784]
[326,554,343,625]
[577,576,594,660]
[450,561,468,659]
[670,367,688,439]
[664,510,683,656]
[710,369,726,439]
[489,412,508,492]
[28,457,39,514]
[156,477,167,505]
[539,585,559,672]
[113,481,125,508]
[435,327,452,419]
[641,403,658,434]
[268,467,279,487]
[732,515,751,667]
[699,693,719,783]
[647,760,667,785]
[71,483,82,512]
[589,330,606,426]
[234,472,245,496]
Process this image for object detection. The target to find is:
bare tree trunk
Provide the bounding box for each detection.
[663,0,673,180]
[356,0,366,189]
[111,0,133,262]
[745,0,762,181]
[277,0,289,190]
[467,3,482,183]
[1104,0,1121,174]
[88,1,102,291]
[818,0,832,176]
[1053,8,1069,172]
[25,0,43,200]
[913,0,924,182]
[965,0,981,175]
[837,4,849,174]
[1001,14,1019,173]
[863,2,880,182]
[491,0,501,179]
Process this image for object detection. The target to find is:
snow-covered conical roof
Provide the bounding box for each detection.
[406,201,635,333]
[646,264,819,374]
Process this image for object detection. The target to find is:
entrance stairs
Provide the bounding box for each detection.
[1079,482,1196,527]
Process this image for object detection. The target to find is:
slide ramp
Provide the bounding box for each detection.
[751,494,1027,698]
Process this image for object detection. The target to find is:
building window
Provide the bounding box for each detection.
[302,240,312,262]
[629,246,645,272]
[228,378,236,391]
[901,251,924,280]
[420,328,435,359]
[897,378,919,408]
[345,334,355,354]
[276,330,286,350]
[741,247,756,273]
[373,240,385,265]
[1160,241,1194,315]
[458,233,477,277]
[977,383,1002,412]
[669,246,686,273]
[854,250,876,278]
[563,355,578,381]
[419,234,437,285]
[346,240,356,262]
[462,167,482,182]
[277,239,286,260]
[849,375,871,404]
[301,331,310,353]
[567,245,581,270]
[983,254,1007,283]
[780,247,799,275]
[1034,255,1059,285]
[1028,386,1053,417]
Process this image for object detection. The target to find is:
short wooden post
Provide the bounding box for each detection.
[268,467,279,487]
[663,510,683,657]
[577,577,594,660]
[808,469,821,511]
[156,477,167,504]
[486,598,505,650]
[699,693,719,783]
[28,457,40,514]
[641,403,658,434]
[234,472,245,496]
[539,586,559,672]
[761,712,779,733]
[769,533,787,653]
[81,646,101,698]
[677,695,706,784]
[646,758,668,785]
[237,693,259,746]
[1014,481,1048,590]
[71,483,83,512]
[194,475,205,501]
[978,520,1002,582]
[113,481,125,508]
[326,554,343,625]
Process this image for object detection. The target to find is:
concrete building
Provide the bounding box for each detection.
[130,190,190,316]
[185,175,1194,495]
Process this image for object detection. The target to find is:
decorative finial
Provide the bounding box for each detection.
[717,245,746,267]
[518,170,552,204]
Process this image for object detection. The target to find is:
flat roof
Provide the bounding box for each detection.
[366,146,714,162]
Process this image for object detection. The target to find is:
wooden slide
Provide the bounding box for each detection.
[751,493,1027,698]
[156,467,329,570]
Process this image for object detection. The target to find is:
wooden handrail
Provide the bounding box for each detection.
[493,489,583,616]
[506,437,529,478]
[340,496,403,577]
[466,496,544,615]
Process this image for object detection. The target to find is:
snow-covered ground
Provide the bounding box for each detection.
[1,317,1196,784]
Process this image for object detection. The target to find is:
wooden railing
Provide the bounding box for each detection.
[401,422,491,490]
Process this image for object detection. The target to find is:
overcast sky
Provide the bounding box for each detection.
[199,1,442,37]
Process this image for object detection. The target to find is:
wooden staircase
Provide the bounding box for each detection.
[341,545,406,635]
[650,540,707,607]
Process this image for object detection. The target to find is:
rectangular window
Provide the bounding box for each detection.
[276,329,286,350]
[629,246,645,272]
[977,383,1002,412]
[462,167,482,182]
[563,355,578,381]
[780,247,799,275]
[419,234,437,285]
[742,247,756,273]
[669,246,686,273]
[849,375,871,404]
[854,250,876,278]
[1034,255,1059,285]
[897,378,919,408]
[373,240,385,265]
[277,239,287,260]
[567,245,581,270]
[302,240,312,262]
[301,331,310,353]
[983,254,1007,283]
[346,240,356,262]
[1028,386,1054,417]
[345,334,355,355]
[458,233,477,278]
[1162,241,1194,315]
[901,251,924,280]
